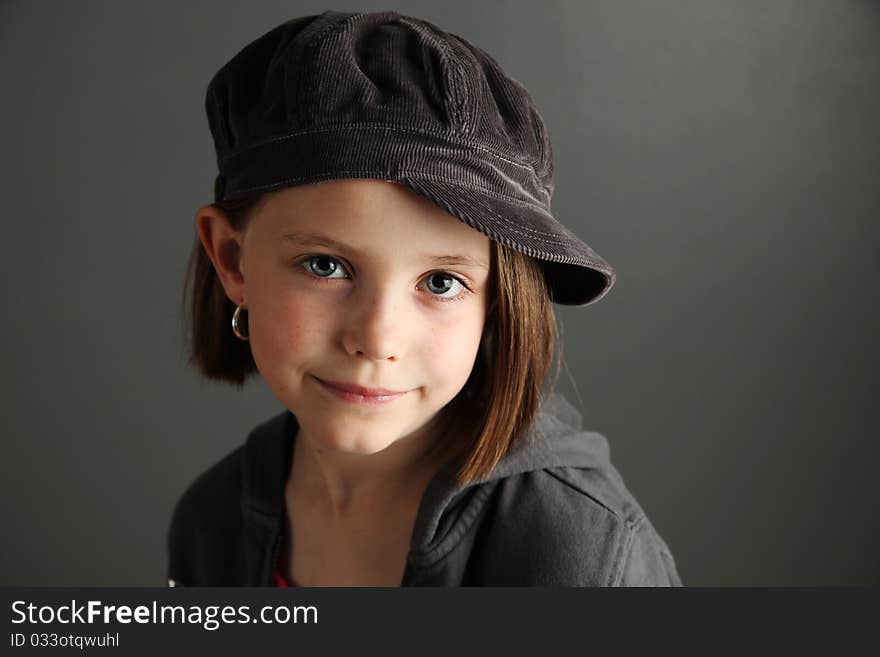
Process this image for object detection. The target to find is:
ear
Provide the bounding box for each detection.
[195,205,246,306]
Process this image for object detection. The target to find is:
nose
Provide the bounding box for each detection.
[340,284,406,362]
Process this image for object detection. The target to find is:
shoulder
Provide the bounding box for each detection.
[168,443,246,543]
[165,442,246,585]
[165,410,290,586]
[554,464,682,586]
[168,410,290,536]
[477,465,682,586]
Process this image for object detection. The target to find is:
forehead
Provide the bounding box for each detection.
[255,178,491,258]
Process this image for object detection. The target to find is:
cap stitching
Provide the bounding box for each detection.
[217,122,545,184]
[225,169,554,217]
[447,45,470,136]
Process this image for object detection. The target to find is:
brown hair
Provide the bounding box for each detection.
[181,190,562,488]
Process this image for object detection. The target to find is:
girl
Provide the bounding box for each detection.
[168,9,682,587]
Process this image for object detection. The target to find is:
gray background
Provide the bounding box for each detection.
[2,0,877,586]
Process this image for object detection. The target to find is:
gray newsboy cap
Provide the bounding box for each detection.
[205,9,616,306]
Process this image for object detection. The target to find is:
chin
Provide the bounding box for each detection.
[307,422,400,456]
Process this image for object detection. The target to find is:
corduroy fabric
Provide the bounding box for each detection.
[205,9,617,306]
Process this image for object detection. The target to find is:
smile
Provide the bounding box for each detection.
[312,376,410,406]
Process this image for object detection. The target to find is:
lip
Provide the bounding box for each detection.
[312,376,410,405]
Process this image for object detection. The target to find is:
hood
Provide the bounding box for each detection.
[407,390,613,560]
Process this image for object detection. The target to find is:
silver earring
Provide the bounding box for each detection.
[231,303,249,341]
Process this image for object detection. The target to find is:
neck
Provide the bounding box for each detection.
[290,418,446,520]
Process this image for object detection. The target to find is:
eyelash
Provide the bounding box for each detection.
[294,254,473,304]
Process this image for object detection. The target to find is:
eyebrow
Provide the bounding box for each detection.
[281,232,490,269]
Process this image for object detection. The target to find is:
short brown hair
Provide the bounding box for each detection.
[181,191,562,487]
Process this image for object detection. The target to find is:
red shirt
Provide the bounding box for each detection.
[273,543,297,586]
[273,567,296,587]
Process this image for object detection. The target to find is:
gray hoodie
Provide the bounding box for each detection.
[166,391,683,586]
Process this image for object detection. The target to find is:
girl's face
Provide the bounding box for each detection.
[239,179,491,459]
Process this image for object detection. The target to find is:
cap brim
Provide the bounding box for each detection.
[396,176,616,307]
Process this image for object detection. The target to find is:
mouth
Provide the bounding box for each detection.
[312,376,410,406]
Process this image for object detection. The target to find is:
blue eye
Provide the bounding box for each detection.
[303,255,348,279]
[424,272,465,299]
[297,254,471,303]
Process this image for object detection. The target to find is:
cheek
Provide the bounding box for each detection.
[421,311,485,382]
[247,290,328,371]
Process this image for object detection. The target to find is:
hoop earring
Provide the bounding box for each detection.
[231,303,249,341]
